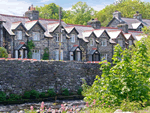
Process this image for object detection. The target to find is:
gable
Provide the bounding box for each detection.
[30,24,45,32]
[107,17,120,27]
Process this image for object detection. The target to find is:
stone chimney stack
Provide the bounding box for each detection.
[87,18,101,29]
[25,5,39,21]
[133,11,142,21]
[117,23,128,33]
[113,10,121,19]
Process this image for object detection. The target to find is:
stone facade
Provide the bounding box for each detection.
[0,59,101,95]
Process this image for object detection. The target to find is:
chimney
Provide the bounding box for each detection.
[117,23,128,33]
[113,10,121,19]
[25,5,39,21]
[133,11,142,21]
[87,18,101,29]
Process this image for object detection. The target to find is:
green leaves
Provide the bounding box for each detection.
[0,47,8,58]
[83,42,150,107]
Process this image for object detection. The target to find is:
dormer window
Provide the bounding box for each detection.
[17,31,22,40]
[101,39,107,46]
[90,38,94,46]
[71,34,75,43]
[139,26,143,31]
[129,40,132,45]
[33,32,40,41]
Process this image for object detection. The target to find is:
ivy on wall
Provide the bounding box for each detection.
[27,40,35,59]
[42,47,49,60]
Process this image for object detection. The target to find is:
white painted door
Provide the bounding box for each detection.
[32,50,40,60]
[61,50,63,60]
[15,50,18,58]
[20,50,23,59]
[25,50,27,58]
[77,52,80,61]
[70,52,73,61]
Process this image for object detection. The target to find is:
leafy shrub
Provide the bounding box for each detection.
[0,47,8,58]
[47,89,56,97]
[27,40,35,58]
[62,88,69,96]
[8,94,21,101]
[0,91,6,101]
[22,91,31,99]
[77,87,83,95]
[82,42,150,108]
[40,92,49,98]
[30,90,39,99]
[42,48,49,60]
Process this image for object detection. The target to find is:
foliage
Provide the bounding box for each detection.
[82,42,150,107]
[77,87,83,95]
[23,90,39,99]
[42,47,49,60]
[47,89,56,97]
[23,91,31,99]
[0,91,6,101]
[63,1,96,25]
[0,47,8,58]
[27,40,35,59]
[8,94,22,101]
[35,3,59,19]
[96,0,150,26]
[62,88,69,96]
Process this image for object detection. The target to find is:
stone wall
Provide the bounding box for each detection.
[0,59,101,95]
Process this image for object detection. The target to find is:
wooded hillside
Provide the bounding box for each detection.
[35,0,150,26]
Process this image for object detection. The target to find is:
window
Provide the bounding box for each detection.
[90,38,94,46]
[55,50,63,60]
[33,32,40,41]
[101,53,107,61]
[118,40,123,47]
[71,34,75,43]
[17,31,22,40]
[15,50,18,58]
[139,26,143,31]
[129,40,132,45]
[101,39,107,46]
[56,33,62,42]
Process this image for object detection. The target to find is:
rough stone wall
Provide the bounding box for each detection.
[0,59,101,95]
[114,33,126,50]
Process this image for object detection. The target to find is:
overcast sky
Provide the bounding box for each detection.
[0,0,148,16]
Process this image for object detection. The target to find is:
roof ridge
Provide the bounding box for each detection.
[12,21,22,24]
[48,22,59,25]
[0,13,28,18]
[101,27,118,29]
[67,23,92,27]
[128,30,143,33]
[39,18,62,21]
[25,20,38,23]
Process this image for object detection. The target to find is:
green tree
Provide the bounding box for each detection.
[35,3,59,19]
[0,47,8,58]
[82,42,150,107]
[27,40,35,59]
[63,1,96,25]
[96,0,150,26]
[42,47,49,60]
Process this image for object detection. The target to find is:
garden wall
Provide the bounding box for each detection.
[0,59,101,95]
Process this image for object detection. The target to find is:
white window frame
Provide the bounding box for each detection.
[56,33,63,42]
[33,32,40,41]
[17,31,22,40]
[102,39,107,46]
[32,49,40,60]
[118,39,123,47]
[71,34,75,43]
[101,53,107,61]
[129,40,132,45]
[90,38,94,46]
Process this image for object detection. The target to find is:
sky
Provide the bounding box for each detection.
[0,0,148,16]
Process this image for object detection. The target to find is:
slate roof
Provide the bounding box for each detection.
[107,30,122,39]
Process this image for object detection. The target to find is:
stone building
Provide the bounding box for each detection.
[0,5,142,62]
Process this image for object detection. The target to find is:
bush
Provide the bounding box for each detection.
[39,92,49,98]
[42,48,49,60]
[77,87,83,95]
[30,90,39,99]
[82,42,150,108]
[0,47,8,58]
[0,91,6,101]
[62,88,69,96]
[22,91,31,99]
[8,94,21,101]
[47,89,56,97]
